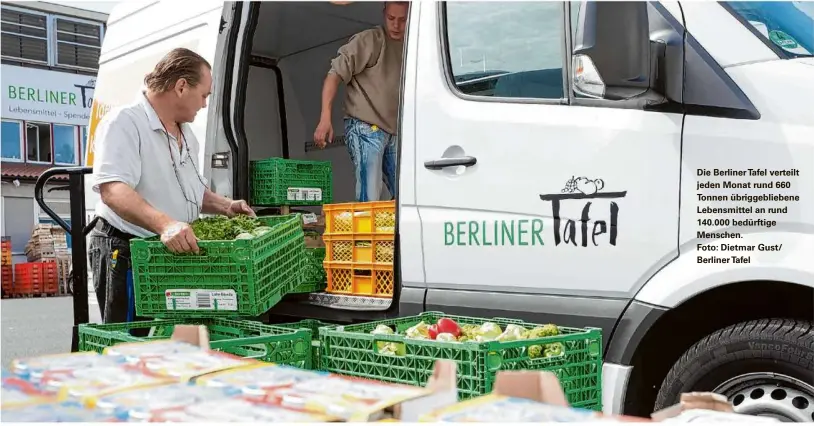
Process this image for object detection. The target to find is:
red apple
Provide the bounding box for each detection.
[428,324,439,340]
[436,318,462,338]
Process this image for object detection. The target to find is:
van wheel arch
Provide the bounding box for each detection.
[618,280,814,417]
[654,319,814,422]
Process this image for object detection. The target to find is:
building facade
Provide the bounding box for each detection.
[1,2,107,263]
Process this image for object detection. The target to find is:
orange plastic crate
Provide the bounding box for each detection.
[14,262,58,295]
[323,234,395,265]
[1,265,12,296]
[324,261,393,297]
[323,201,395,235]
[1,240,11,266]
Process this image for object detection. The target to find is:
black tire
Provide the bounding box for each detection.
[655,319,814,414]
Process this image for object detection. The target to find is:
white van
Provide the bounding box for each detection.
[85,0,814,421]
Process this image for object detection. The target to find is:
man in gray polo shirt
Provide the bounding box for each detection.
[90,48,254,326]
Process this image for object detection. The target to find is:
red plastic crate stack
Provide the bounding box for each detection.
[14,262,58,297]
[1,238,11,298]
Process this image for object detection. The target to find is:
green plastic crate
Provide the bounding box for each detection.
[276,319,336,370]
[291,248,326,294]
[130,215,304,318]
[251,158,332,206]
[78,318,312,368]
[318,312,603,409]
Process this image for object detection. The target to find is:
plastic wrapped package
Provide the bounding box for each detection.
[91,382,237,421]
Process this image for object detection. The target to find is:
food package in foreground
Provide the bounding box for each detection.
[108,340,258,381]
[196,363,454,422]
[418,394,622,423]
[89,382,237,421]
[1,369,55,409]
[0,402,119,422]
[40,363,174,406]
[195,363,327,395]
[150,397,338,423]
[10,351,122,384]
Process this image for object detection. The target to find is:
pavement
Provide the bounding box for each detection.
[1,282,101,368]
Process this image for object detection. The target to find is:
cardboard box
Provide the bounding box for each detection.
[421,363,778,423]
[195,360,457,422]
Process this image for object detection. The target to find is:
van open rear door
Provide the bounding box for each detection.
[40,0,236,352]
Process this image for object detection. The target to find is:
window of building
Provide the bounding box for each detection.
[1,120,24,161]
[1,6,104,71]
[26,122,52,163]
[53,124,78,165]
[443,2,565,100]
[55,17,102,70]
[1,8,48,64]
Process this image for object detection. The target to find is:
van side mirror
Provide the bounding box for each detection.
[572,1,653,100]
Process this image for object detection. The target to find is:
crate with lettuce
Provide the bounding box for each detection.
[318,312,602,409]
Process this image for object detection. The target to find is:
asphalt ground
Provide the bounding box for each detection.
[1,284,101,368]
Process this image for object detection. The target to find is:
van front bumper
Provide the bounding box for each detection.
[602,362,633,415]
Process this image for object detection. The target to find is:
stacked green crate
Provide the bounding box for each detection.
[130,215,305,318]
[79,318,312,369]
[78,214,310,362]
[250,158,333,206]
[292,247,326,294]
[251,157,332,294]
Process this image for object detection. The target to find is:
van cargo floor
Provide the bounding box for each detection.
[307,292,392,311]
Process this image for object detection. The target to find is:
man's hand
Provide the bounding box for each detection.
[160,221,200,254]
[314,119,334,149]
[226,200,256,217]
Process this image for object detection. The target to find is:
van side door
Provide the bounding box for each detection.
[412,2,683,331]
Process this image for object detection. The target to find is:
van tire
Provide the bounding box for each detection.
[654,319,814,420]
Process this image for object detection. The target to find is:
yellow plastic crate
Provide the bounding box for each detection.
[324,262,394,297]
[324,201,395,235]
[323,234,395,265]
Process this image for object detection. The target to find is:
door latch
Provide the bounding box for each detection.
[211,152,230,169]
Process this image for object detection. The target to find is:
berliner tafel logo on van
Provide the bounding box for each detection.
[443,176,626,248]
[539,176,627,247]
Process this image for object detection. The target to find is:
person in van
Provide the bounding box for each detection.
[89,47,254,325]
[313,1,409,202]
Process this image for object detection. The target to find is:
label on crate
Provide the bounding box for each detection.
[286,187,322,202]
[302,213,319,225]
[164,290,238,311]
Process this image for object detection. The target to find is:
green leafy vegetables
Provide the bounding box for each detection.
[190,215,271,241]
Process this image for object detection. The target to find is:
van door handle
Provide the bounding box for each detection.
[424,156,477,170]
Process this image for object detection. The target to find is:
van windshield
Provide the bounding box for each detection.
[725,1,814,58]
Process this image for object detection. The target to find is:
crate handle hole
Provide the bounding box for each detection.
[486,351,503,371]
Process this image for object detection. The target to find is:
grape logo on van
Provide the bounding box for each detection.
[539,176,627,247]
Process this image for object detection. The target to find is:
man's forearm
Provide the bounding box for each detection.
[320,73,342,121]
[100,182,174,235]
[202,189,231,215]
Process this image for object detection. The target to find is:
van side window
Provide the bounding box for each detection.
[443,2,565,100]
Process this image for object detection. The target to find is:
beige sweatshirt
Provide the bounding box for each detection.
[329,26,404,135]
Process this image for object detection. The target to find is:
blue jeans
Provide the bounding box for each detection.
[344,117,397,202]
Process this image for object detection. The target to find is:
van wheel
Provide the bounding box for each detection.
[654,319,814,422]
